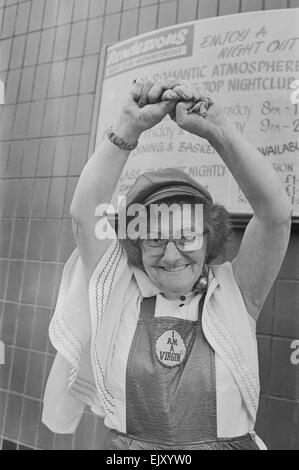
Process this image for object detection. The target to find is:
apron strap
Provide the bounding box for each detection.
[140,292,207,321]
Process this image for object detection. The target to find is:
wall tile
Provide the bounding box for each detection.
[10,348,29,394]
[11,219,29,259]
[4,393,23,441]
[16,179,35,217]
[157,1,177,28]
[279,233,299,280]
[19,66,35,102]
[20,398,41,446]
[54,433,74,450]
[63,57,82,95]
[42,219,62,260]
[22,141,39,177]
[270,338,298,400]
[57,0,74,25]
[26,352,46,398]
[0,392,8,429]
[27,100,46,138]
[89,0,105,18]
[0,142,9,176]
[105,0,123,14]
[59,218,76,261]
[63,176,78,218]
[1,5,17,38]
[265,0,287,8]
[79,55,98,94]
[2,439,17,450]
[37,422,55,450]
[274,281,299,338]
[43,0,59,28]
[42,98,61,136]
[0,104,15,139]
[6,141,24,177]
[123,0,140,9]
[32,178,50,217]
[57,95,77,135]
[73,0,89,21]
[85,16,104,54]
[0,346,12,389]
[38,28,56,63]
[0,38,12,72]
[5,68,21,104]
[48,61,66,98]
[102,13,121,44]
[241,0,263,12]
[31,306,52,351]
[33,63,51,100]
[197,0,218,18]
[0,219,13,257]
[74,94,93,134]
[27,220,46,260]
[267,398,296,450]
[52,136,72,176]
[69,20,86,58]
[94,418,110,449]
[257,336,271,394]
[138,3,157,33]
[24,31,40,66]
[15,1,31,35]
[6,261,23,302]
[21,261,40,304]
[2,302,19,344]
[13,102,30,138]
[218,0,240,15]
[29,0,45,31]
[53,25,71,61]
[37,263,58,307]
[177,0,197,23]
[2,179,20,217]
[10,36,26,69]
[255,394,268,444]
[37,139,56,176]
[69,134,89,175]
[16,305,34,349]
[74,413,96,449]
[46,178,67,218]
[0,258,8,298]
[120,8,139,40]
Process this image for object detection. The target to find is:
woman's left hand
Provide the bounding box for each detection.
[161,84,233,146]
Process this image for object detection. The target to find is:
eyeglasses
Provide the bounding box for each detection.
[141,232,206,255]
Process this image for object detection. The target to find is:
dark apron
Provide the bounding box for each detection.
[104,294,259,450]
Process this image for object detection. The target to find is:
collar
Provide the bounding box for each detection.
[132,265,218,300]
[132,266,161,298]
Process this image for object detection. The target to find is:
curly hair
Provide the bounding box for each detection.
[118,195,232,269]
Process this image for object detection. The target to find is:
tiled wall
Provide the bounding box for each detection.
[0,0,298,450]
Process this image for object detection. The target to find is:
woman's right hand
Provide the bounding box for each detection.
[114,79,178,142]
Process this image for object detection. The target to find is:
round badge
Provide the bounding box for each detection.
[155,329,186,368]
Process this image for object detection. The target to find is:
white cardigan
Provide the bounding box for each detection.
[42,237,261,443]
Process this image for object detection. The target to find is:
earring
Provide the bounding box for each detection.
[193,264,209,293]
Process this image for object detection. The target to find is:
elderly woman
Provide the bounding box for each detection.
[43,79,292,450]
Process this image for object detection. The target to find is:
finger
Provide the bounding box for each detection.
[138,79,155,108]
[140,100,176,120]
[147,79,179,104]
[175,101,199,121]
[161,89,181,102]
[172,85,199,101]
[130,79,145,102]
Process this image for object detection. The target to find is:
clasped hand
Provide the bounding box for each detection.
[115,79,231,145]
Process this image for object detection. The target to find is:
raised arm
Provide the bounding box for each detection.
[70,79,176,280]
[172,89,292,320]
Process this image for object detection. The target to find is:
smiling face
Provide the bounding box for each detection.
[140,202,207,300]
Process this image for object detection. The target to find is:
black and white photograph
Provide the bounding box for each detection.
[0,0,298,453]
